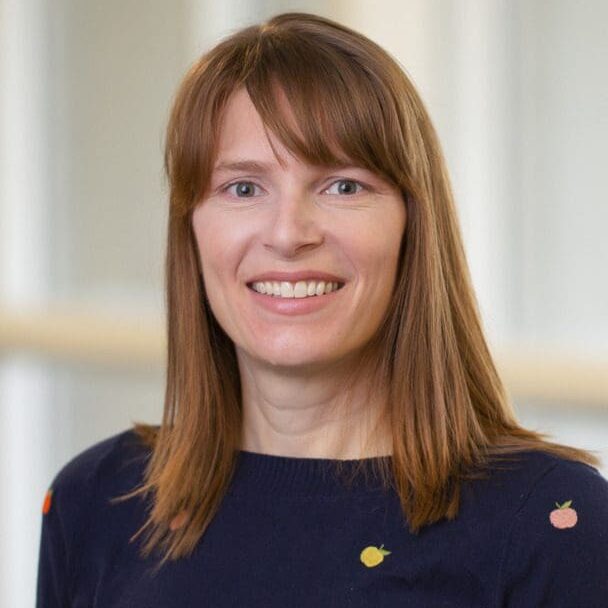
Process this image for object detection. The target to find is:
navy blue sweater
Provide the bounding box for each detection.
[36,430,608,607]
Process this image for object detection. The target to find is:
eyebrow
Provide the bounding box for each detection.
[212,159,363,175]
[213,160,275,174]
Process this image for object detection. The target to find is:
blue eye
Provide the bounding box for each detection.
[226,181,262,197]
[325,179,364,195]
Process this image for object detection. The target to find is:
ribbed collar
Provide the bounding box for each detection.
[228,450,394,497]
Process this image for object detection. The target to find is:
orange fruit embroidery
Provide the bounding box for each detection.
[360,544,391,568]
[549,499,578,529]
[42,489,53,515]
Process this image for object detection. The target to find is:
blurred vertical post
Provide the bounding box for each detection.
[0,0,53,606]
[448,0,516,346]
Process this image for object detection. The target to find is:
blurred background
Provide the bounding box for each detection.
[1,0,607,604]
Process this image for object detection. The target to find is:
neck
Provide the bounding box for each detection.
[237,350,392,460]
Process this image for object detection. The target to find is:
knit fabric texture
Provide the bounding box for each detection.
[36,430,608,607]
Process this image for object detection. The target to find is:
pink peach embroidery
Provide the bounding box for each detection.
[549,500,578,529]
[169,509,189,531]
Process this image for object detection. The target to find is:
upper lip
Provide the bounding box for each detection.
[246,271,346,284]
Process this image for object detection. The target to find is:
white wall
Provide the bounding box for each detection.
[516,2,608,355]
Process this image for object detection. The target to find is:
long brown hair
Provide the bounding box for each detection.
[116,12,601,564]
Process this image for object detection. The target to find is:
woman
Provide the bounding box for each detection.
[36,12,608,607]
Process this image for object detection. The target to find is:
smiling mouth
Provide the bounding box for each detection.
[247,280,345,298]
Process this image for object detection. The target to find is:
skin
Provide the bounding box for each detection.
[191,87,406,459]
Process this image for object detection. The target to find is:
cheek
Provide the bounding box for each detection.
[348,213,405,274]
[379,203,407,266]
[191,214,240,331]
[192,210,243,283]
[344,211,405,311]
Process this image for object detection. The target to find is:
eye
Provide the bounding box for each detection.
[225,181,263,198]
[325,179,365,195]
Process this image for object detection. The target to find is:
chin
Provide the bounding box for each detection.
[253,345,343,371]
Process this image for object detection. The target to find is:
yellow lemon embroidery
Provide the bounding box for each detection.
[360,544,391,568]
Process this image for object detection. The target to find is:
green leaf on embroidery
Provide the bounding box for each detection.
[561,500,573,509]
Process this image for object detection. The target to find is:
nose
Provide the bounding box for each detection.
[263,190,324,257]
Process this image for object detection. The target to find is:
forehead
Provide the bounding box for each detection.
[214,87,288,166]
[212,86,356,174]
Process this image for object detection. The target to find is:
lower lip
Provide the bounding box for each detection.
[246,284,345,315]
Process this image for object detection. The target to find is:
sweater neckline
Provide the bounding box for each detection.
[230,449,394,497]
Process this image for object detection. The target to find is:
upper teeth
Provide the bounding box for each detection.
[250,280,341,298]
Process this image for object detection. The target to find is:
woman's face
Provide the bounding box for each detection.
[192,87,406,372]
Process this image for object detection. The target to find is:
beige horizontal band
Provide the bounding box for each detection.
[0,305,164,368]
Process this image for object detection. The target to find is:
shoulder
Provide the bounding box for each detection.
[48,428,151,502]
[502,451,608,545]
[37,430,153,605]
[463,448,606,506]
[43,429,152,543]
[493,451,608,606]
[507,451,608,550]
[514,451,608,518]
